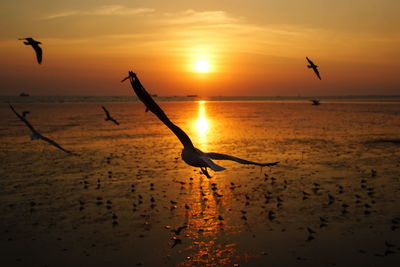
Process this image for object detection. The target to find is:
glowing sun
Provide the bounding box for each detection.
[194,60,210,73]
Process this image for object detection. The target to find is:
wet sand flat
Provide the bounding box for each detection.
[1,99,400,266]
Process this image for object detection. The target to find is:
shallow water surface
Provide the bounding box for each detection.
[0,100,400,266]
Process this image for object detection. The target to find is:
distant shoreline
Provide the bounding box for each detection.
[1,95,400,103]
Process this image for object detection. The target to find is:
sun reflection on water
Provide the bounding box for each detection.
[174,176,243,267]
[194,100,210,150]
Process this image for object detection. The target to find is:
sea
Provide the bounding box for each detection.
[0,95,399,266]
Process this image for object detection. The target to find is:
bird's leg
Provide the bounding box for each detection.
[200,167,212,179]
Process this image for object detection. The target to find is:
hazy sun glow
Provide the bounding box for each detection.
[194,60,210,73]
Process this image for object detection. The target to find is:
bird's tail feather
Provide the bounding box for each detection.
[201,156,226,171]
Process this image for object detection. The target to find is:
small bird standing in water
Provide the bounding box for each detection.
[19,37,42,64]
[306,57,321,80]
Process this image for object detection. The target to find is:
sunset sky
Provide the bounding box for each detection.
[0,0,399,96]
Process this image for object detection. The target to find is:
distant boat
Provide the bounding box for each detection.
[311,100,320,105]
[19,92,30,97]
[187,95,198,98]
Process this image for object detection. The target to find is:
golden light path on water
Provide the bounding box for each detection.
[178,101,242,266]
[193,100,210,151]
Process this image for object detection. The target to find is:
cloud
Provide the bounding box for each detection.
[44,11,80,20]
[91,5,154,16]
[42,5,154,20]
[163,9,237,26]
[38,8,399,64]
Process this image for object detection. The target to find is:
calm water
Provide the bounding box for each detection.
[0,99,400,266]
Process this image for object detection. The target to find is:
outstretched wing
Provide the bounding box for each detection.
[102,106,110,118]
[306,57,314,65]
[111,118,120,125]
[39,134,73,154]
[32,43,42,64]
[9,104,37,134]
[206,152,279,167]
[313,68,321,80]
[126,71,195,149]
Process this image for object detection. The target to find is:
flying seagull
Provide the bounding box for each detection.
[9,104,74,155]
[22,111,30,117]
[311,100,320,105]
[306,57,321,80]
[18,37,42,64]
[122,71,278,178]
[102,106,120,125]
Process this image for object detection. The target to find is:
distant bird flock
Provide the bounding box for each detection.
[11,37,324,177]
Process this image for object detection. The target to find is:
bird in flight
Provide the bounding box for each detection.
[22,111,30,117]
[122,71,278,178]
[18,37,42,64]
[102,106,120,125]
[9,104,74,155]
[306,57,321,80]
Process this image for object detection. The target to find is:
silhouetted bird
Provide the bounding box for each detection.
[9,104,74,154]
[171,225,187,235]
[171,236,182,248]
[122,71,278,178]
[311,100,320,106]
[307,227,316,234]
[306,57,321,80]
[19,37,42,64]
[102,106,120,125]
[22,111,30,117]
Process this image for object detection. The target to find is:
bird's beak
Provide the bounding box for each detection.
[121,76,130,83]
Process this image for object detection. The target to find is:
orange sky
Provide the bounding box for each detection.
[0,0,399,96]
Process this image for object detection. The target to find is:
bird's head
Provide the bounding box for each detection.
[121,71,137,83]
[128,71,137,80]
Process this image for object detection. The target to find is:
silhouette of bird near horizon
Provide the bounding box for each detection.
[122,71,278,178]
[18,37,42,64]
[102,106,120,125]
[306,57,321,80]
[9,104,74,155]
[311,100,320,105]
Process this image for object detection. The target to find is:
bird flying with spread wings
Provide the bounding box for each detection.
[122,71,278,178]
[306,57,321,80]
[102,106,120,125]
[19,37,42,64]
[9,104,74,155]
